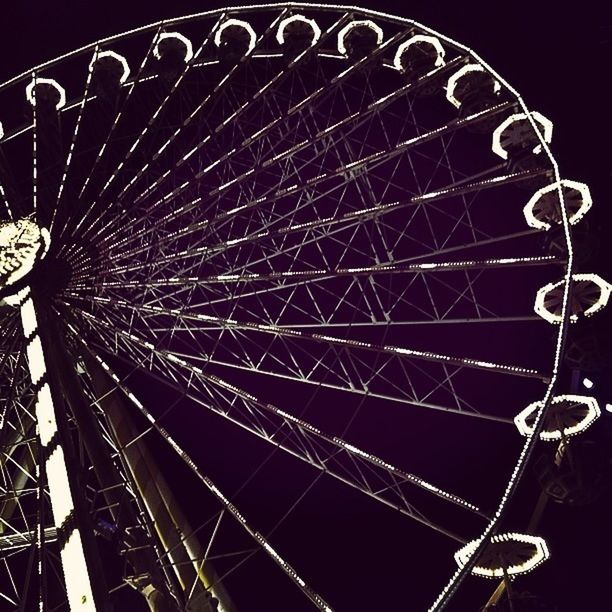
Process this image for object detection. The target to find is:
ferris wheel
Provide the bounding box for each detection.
[0,4,608,611]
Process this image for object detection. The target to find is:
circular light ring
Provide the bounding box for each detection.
[454,533,550,579]
[446,64,500,109]
[0,220,50,291]
[153,32,194,63]
[393,34,445,73]
[492,111,553,160]
[25,77,66,110]
[535,273,612,324]
[337,20,383,56]
[514,394,601,441]
[89,50,131,84]
[523,180,592,231]
[214,18,257,55]
[276,15,321,47]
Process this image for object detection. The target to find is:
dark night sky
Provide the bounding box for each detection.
[1,2,610,611]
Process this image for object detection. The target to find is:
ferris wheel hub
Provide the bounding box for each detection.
[0,219,50,304]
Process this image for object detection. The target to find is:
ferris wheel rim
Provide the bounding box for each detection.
[0,5,584,610]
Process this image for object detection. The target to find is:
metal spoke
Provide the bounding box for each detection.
[66,306,494,523]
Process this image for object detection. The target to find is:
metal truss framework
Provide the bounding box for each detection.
[0,4,577,611]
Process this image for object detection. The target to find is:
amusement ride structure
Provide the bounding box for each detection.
[0,4,608,610]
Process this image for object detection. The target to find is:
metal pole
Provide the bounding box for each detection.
[50,332,181,612]
[85,355,234,612]
[19,287,110,611]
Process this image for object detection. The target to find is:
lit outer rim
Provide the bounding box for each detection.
[89,50,131,84]
[276,14,322,46]
[25,77,66,110]
[213,17,257,54]
[0,5,576,609]
[491,110,553,160]
[153,32,195,62]
[393,34,445,72]
[446,63,501,108]
[336,19,383,56]
[524,179,593,231]
[514,394,601,441]
[535,273,612,324]
[454,533,550,578]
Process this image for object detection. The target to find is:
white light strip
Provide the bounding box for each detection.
[20,295,37,337]
[276,15,321,46]
[35,383,58,446]
[393,34,445,72]
[89,50,130,84]
[446,64,500,108]
[19,295,99,609]
[88,254,556,289]
[337,20,383,56]
[46,447,75,525]
[55,46,100,218]
[26,336,46,384]
[60,531,97,611]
